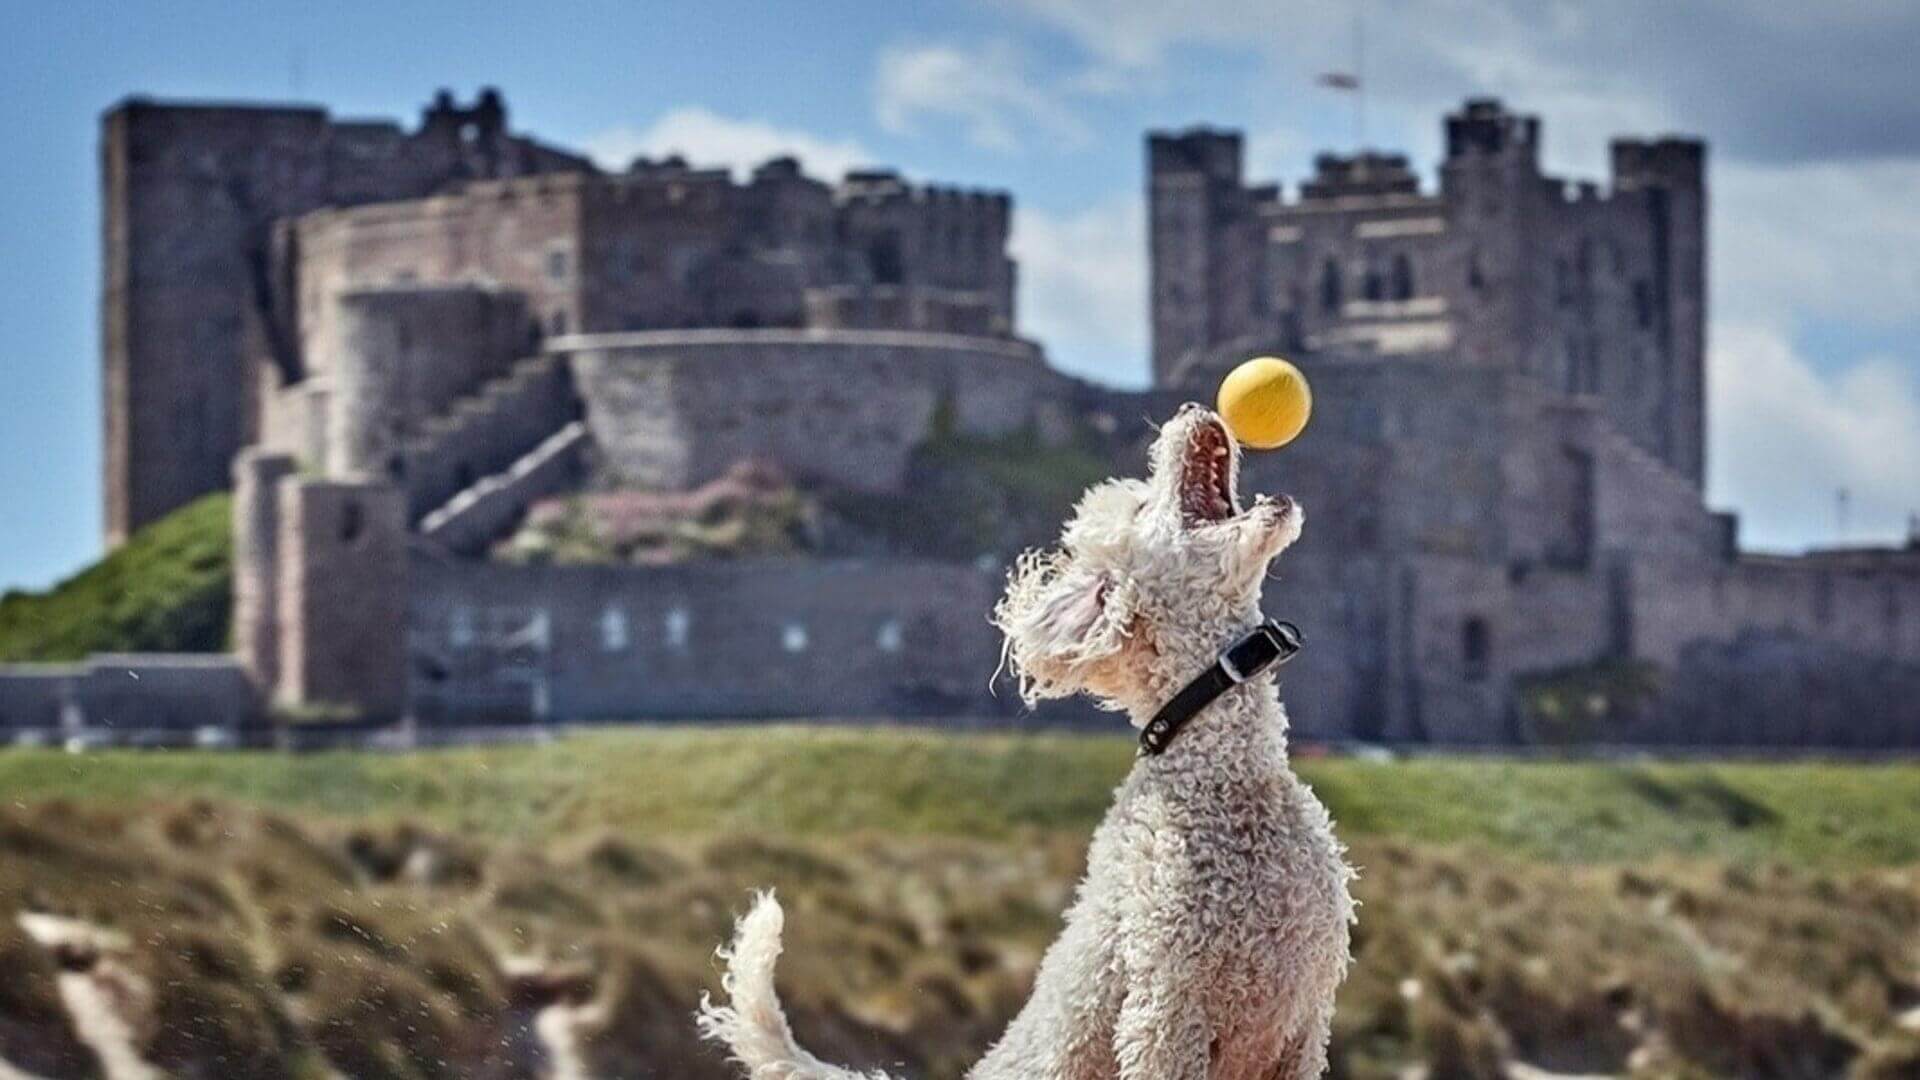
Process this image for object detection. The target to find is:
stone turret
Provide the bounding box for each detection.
[1611,136,1707,486]
[232,448,298,694]
[325,286,533,481]
[1148,128,1259,383]
[275,479,409,721]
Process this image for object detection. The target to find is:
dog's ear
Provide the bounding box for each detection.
[994,554,1133,705]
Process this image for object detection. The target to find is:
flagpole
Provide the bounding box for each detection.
[1355,0,1366,150]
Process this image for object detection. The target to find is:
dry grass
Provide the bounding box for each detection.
[1,791,1918,1078]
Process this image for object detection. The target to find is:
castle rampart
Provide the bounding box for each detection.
[560,328,1061,494]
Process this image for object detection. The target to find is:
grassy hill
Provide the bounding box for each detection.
[0,493,231,662]
[5,730,1920,1078]
[3,727,1920,867]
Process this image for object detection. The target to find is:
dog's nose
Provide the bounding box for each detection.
[1177,401,1207,417]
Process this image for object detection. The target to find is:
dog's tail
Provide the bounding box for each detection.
[696,892,897,1080]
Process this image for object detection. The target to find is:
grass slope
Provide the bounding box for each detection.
[0,493,232,662]
[4,727,1920,867]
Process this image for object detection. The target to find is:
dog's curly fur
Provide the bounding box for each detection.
[699,404,1355,1079]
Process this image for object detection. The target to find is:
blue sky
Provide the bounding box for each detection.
[4,1,1918,591]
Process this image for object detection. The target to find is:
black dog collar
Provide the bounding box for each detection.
[1138,619,1303,756]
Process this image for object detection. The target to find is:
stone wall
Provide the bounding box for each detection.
[325,286,534,478]
[276,479,409,719]
[399,354,579,520]
[0,656,254,735]
[419,421,590,556]
[1149,99,1707,486]
[563,329,1065,493]
[1634,630,1920,748]
[232,448,298,691]
[291,177,587,364]
[408,556,1010,722]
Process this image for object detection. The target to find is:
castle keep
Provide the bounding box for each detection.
[5,90,1914,746]
[1148,100,1915,744]
[1150,99,1703,486]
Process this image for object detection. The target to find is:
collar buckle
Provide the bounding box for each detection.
[1220,619,1303,686]
[1139,618,1304,757]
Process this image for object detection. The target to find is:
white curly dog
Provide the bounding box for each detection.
[699,403,1354,1079]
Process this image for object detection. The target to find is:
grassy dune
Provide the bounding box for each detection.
[3,727,1920,865]
[4,729,1920,1078]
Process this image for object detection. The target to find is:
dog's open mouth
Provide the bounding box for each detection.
[1179,416,1242,528]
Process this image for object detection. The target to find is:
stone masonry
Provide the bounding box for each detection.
[101,89,592,543]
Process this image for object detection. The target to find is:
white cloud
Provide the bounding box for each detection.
[1010,196,1149,386]
[1709,321,1920,552]
[875,40,1090,153]
[1244,127,1316,189]
[1002,0,1920,165]
[582,107,875,180]
[1714,159,1920,327]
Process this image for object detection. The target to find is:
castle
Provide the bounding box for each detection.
[2,89,1916,747]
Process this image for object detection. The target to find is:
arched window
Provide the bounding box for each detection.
[1361,268,1384,302]
[1462,617,1491,682]
[1319,260,1342,314]
[1391,254,1414,300]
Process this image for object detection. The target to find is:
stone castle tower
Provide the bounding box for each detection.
[99,89,594,544]
[1148,99,1705,486]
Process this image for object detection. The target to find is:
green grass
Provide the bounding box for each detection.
[3,727,1919,868]
[0,493,232,661]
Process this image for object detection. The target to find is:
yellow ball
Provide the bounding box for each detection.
[1217,355,1312,449]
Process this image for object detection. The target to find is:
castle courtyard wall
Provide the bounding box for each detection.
[408,556,1010,721]
[562,329,1065,493]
